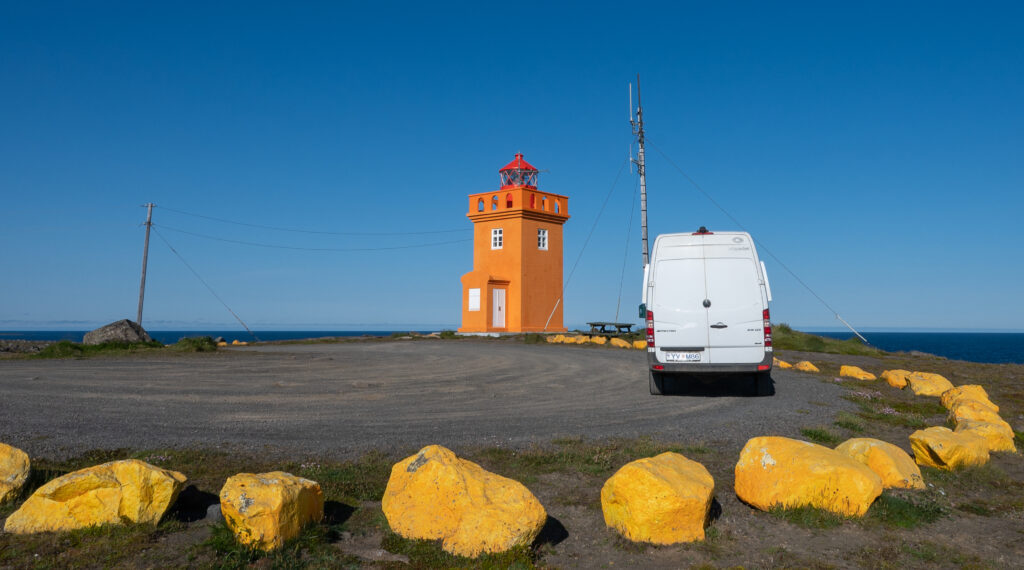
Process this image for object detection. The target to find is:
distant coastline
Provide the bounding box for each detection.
[2,329,1023,365]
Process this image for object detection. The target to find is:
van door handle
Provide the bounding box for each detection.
[710,322,728,329]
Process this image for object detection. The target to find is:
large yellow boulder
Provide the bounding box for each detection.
[633,340,648,350]
[601,452,715,544]
[941,385,997,412]
[880,369,912,389]
[955,420,1017,453]
[909,427,989,470]
[610,337,631,349]
[907,372,954,397]
[382,445,546,557]
[948,399,1006,426]
[834,438,924,490]
[793,361,820,373]
[4,459,186,534]
[589,335,608,345]
[219,472,324,551]
[0,443,30,504]
[545,334,565,344]
[840,365,876,381]
[570,335,589,344]
[734,437,882,517]
[773,358,793,369]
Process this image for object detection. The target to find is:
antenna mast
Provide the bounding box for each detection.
[630,75,649,267]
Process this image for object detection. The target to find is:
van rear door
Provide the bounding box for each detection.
[650,258,709,358]
[704,257,766,363]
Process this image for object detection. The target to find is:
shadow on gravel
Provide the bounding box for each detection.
[168,486,220,522]
[660,373,775,397]
[324,501,356,525]
[533,516,569,548]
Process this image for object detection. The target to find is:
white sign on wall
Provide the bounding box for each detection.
[468,288,481,311]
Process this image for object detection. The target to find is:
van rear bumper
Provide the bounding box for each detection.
[648,352,773,374]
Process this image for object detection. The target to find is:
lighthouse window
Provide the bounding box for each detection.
[468,288,481,311]
[491,228,503,249]
[477,198,484,212]
[506,193,513,208]
[537,229,548,250]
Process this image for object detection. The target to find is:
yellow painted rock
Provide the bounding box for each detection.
[880,369,912,389]
[909,427,989,470]
[840,365,876,381]
[546,334,565,344]
[940,385,997,412]
[382,445,546,557]
[0,442,30,504]
[601,452,714,544]
[589,335,608,345]
[834,438,924,490]
[633,340,648,350]
[220,472,324,551]
[3,459,186,534]
[734,436,882,516]
[610,337,631,349]
[568,335,587,344]
[217,341,228,347]
[773,358,793,369]
[793,361,820,373]
[907,372,954,397]
[948,399,1006,426]
[954,420,1017,453]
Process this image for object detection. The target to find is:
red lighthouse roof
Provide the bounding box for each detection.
[499,152,538,189]
[500,152,537,173]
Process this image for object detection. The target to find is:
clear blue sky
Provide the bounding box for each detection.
[2,1,1022,332]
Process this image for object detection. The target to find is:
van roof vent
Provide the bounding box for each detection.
[693,226,714,235]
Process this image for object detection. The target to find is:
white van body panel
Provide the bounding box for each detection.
[644,231,771,372]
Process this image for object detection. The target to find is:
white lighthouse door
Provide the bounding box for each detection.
[492,289,506,328]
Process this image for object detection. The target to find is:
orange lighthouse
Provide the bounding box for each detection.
[459,153,570,333]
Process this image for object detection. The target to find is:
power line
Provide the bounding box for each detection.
[543,156,630,330]
[647,138,868,343]
[155,224,472,252]
[151,227,259,342]
[157,205,469,236]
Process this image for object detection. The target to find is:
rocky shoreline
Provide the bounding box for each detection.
[0,340,54,354]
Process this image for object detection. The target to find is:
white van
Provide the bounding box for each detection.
[641,227,774,395]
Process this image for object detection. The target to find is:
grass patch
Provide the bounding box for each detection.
[381,532,537,569]
[470,437,711,482]
[31,340,164,359]
[773,324,885,356]
[439,329,458,339]
[522,333,545,344]
[768,504,847,529]
[201,521,353,569]
[866,492,946,528]
[833,412,865,432]
[171,336,218,352]
[799,427,843,446]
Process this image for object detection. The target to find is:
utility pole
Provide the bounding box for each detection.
[137,203,154,325]
[630,74,649,267]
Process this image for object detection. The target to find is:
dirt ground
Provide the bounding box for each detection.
[1,339,1022,569]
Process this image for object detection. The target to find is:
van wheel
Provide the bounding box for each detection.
[649,371,665,395]
[756,372,774,396]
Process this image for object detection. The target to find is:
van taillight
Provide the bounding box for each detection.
[763,308,772,348]
[646,310,655,347]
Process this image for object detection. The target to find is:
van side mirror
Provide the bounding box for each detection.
[638,303,646,318]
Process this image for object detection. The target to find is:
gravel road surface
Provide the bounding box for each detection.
[0,340,853,460]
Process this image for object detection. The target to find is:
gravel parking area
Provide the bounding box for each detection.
[0,339,852,460]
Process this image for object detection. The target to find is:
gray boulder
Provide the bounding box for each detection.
[83,320,155,345]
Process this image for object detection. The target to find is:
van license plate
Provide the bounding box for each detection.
[665,351,702,362]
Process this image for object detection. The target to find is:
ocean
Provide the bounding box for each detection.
[809,331,1024,365]
[2,330,1022,365]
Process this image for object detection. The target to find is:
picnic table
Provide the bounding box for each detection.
[586,322,635,335]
